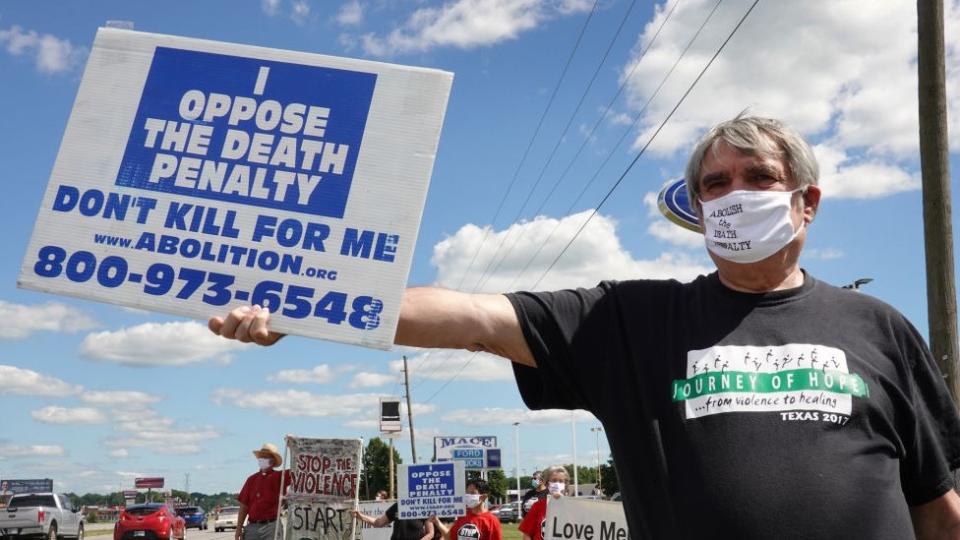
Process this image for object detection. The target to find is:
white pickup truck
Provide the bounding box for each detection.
[0,493,84,540]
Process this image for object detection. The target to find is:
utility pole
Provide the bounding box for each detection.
[389,437,395,499]
[918,0,960,405]
[184,473,190,502]
[571,414,578,497]
[402,356,417,463]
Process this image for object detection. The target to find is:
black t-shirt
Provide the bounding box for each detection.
[520,488,547,516]
[507,272,960,540]
[385,503,426,540]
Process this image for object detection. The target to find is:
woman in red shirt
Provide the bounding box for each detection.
[518,466,569,540]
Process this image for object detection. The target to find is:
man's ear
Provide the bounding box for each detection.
[802,185,821,224]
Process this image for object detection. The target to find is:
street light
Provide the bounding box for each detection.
[513,422,521,515]
[590,427,603,494]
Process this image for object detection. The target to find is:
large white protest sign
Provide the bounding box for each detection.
[396,462,465,519]
[18,27,453,349]
[285,437,362,540]
[352,501,392,540]
[544,498,629,540]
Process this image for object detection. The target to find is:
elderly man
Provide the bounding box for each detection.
[211,116,960,539]
[237,443,290,540]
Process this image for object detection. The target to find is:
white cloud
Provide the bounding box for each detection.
[620,1,960,199]
[392,350,514,382]
[262,0,281,16]
[80,321,248,366]
[431,210,711,293]
[813,144,919,199]
[102,407,218,455]
[31,406,106,424]
[213,389,381,417]
[268,365,336,384]
[0,365,81,397]
[440,408,596,426]
[0,25,86,73]
[0,301,97,340]
[0,444,66,458]
[359,0,591,56]
[81,390,162,406]
[109,448,129,459]
[337,1,364,26]
[348,372,395,388]
[642,191,704,248]
[804,248,844,261]
[291,0,311,24]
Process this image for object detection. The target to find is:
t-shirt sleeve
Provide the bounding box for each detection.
[506,285,615,413]
[896,318,960,505]
[517,503,538,536]
[385,503,398,522]
[237,475,253,507]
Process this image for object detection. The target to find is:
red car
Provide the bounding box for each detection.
[114,504,185,540]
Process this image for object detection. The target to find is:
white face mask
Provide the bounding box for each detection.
[548,482,565,496]
[463,494,482,509]
[257,457,273,470]
[699,188,804,264]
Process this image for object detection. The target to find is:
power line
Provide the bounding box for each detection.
[452,0,602,292]
[410,2,602,387]
[532,0,761,289]
[470,0,640,292]
[423,0,761,400]
[478,0,684,292]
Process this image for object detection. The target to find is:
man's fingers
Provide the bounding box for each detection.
[208,316,224,334]
[218,306,252,339]
[251,308,277,345]
[234,306,259,343]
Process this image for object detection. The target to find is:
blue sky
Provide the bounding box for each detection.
[1,0,959,496]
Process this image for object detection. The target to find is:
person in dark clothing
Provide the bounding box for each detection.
[519,471,546,517]
[353,502,434,540]
[210,115,960,539]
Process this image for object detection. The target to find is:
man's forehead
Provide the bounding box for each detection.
[699,141,787,177]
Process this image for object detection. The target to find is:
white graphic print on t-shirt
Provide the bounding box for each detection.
[458,523,480,540]
[671,344,869,420]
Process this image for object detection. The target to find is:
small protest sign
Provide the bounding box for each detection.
[544,498,629,540]
[285,437,362,540]
[18,27,453,350]
[396,462,465,520]
[352,501,393,540]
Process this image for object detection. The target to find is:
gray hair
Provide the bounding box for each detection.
[684,115,819,211]
[542,465,570,482]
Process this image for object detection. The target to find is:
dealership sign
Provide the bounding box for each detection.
[433,436,500,469]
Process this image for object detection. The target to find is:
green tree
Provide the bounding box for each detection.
[599,459,618,496]
[485,469,507,503]
[359,437,402,500]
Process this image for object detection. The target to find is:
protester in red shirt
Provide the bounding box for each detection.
[430,479,501,540]
[237,443,290,540]
[519,466,569,540]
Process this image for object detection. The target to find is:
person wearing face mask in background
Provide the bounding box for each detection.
[519,471,546,517]
[429,479,501,540]
[211,115,960,539]
[518,466,568,540]
[236,443,291,540]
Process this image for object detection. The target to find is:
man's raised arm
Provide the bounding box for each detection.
[207,287,536,367]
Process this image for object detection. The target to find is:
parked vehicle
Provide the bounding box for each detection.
[490,505,518,523]
[174,508,206,531]
[113,504,185,540]
[0,493,84,540]
[213,507,242,532]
